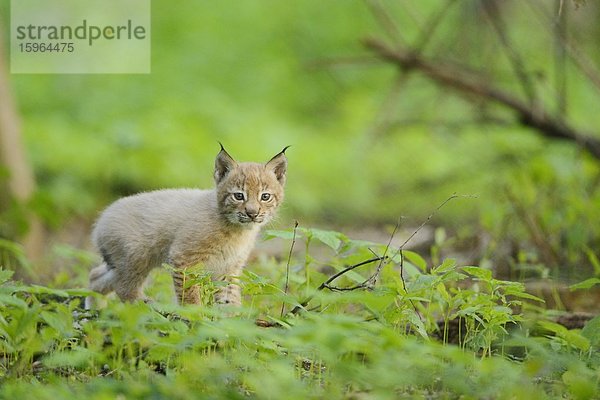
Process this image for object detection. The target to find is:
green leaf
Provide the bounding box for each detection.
[569,278,600,291]
[563,368,596,400]
[0,240,34,278]
[0,269,14,284]
[408,274,438,291]
[456,305,483,317]
[146,343,178,362]
[563,330,590,352]
[433,258,457,274]
[402,250,427,272]
[405,309,428,339]
[581,315,600,348]
[263,229,299,241]
[64,288,95,296]
[537,320,567,334]
[435,282,450,301]
[43,347,96,368]
[503,286,545,302]
[14,285,70,297]
[0,293,28,308]
[307,228,345,251]
[40,310,73,336]
[538,321,590,351]
[462,266,492,280]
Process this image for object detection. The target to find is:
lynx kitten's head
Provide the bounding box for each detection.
[214,144,288,227]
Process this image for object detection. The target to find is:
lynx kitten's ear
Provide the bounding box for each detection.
[266,146,290,186]
[214,143,238,184]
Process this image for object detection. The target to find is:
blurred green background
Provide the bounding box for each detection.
[1,0,599,281]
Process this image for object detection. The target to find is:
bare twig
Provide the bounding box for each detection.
[289,255,387,314]
[289,195,465,316]
[367,0,458,138]
[391,195,464,324]
[364,37,600,160]
[395,194,459,256]
[399,248,407,293]
[554,0,568,116]
[305,55,381,70]
[504,188,561,267]
[322,195,461,321]
[389,116,516,131]
[280,221,299,317]
[368,74,411,138]
[317,256,387,291]
[481,0,538,108]
[412,0,458,53]
[527,1,600,94]
[364,0,405,47]
[320,219,401,292]
[396,247,423,329]
[373,219,400,282]
[324,257,389,292]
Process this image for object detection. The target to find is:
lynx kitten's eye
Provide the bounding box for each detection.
[261,193,271,201]
[233,192,245,201]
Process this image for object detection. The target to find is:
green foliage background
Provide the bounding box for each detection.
[1,1,600,397]
[1,0,597,231]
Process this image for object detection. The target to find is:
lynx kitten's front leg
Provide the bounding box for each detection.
[171,267,242,306]
[172,269,201,305]
[214,276,242,305]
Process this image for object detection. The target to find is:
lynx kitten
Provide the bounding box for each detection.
[85,144,288,308]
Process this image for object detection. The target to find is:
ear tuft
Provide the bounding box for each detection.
[280,145,291,154]
[266,146,289,185]
[214,143,237,184]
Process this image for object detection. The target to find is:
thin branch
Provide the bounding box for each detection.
[527,1,600,94]
[289,255,387,314]
[396,247,422,326]
[318,256,387,291]
[364,0,405,47]
[398,194,458,253]
[280,221,299,317]
[289,195,465,316]
[373,219,400,282]
[367,74,412,138]
[399,249,407,293]
[504,188,561,267]
[388,116,517,131]
[305,55,382,70]
[321,219,401,292]
[481,0,538,108]
[367,0,458,139]
[412,0,458,53]
[364,37,600,160]
[389,194,463,325]
[554,0,568,117]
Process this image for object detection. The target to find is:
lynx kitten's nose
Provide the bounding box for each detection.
[245,208,259,219]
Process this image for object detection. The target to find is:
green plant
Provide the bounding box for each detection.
[0,226,597,398]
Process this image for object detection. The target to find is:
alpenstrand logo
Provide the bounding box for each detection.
[11,0,151,74]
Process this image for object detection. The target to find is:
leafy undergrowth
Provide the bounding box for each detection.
[1,228,600,399]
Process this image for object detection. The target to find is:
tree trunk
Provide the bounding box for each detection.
[0,20,45,268]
